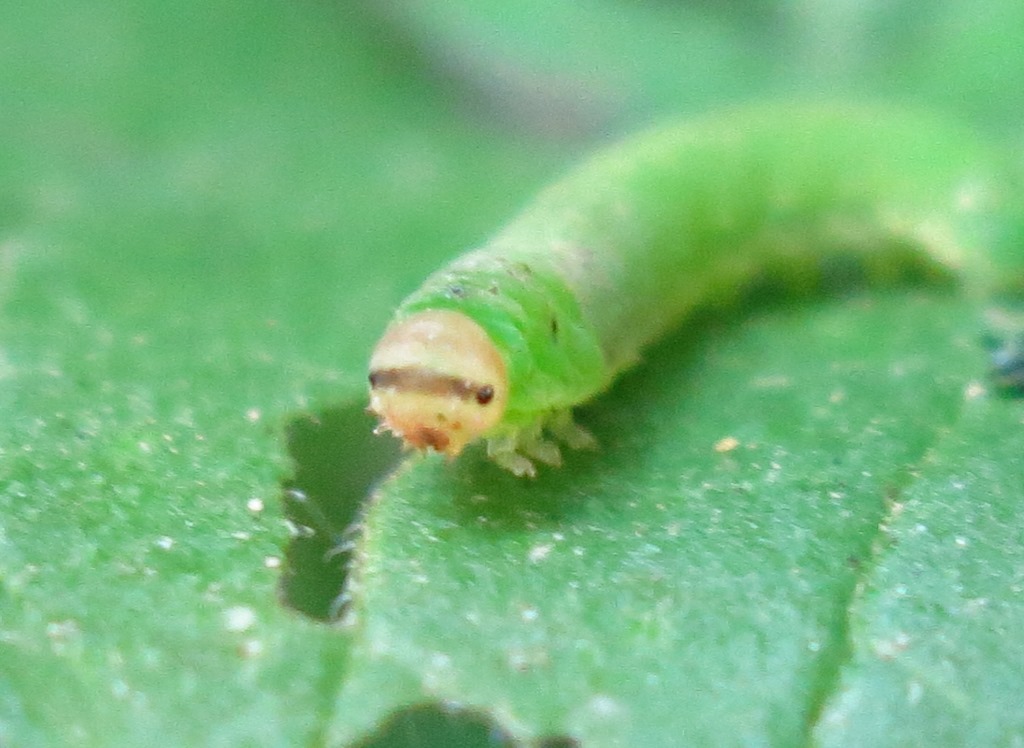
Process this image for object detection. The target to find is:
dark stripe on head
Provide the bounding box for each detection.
[369,367,496,405]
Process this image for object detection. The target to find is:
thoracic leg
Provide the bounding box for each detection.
[484,410,597,476]
[547,409,598,450]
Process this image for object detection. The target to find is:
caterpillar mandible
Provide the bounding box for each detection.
[368,103,1024,477]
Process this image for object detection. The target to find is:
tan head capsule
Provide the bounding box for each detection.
[368,310,508,456]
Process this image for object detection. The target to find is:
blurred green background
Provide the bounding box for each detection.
[3,1,1024,746]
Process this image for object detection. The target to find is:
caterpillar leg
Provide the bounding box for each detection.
[486,433,545,478]
[486,425,561,478]
[546,409,598,451]
[485,410,596,476]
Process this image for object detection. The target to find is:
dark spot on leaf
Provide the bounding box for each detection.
[537,737,581,748]
[348,703,517,748]
[550,317,559,338]
[447,284,466,298]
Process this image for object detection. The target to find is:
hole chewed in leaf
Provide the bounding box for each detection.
[279,400,403,621]
[347,702,579,748]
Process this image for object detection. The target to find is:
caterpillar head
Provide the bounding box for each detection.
[368,310,508,456]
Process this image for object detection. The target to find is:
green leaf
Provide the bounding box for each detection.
[815,397,1024,745]
[329,292,1024,745]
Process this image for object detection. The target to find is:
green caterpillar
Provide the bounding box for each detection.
[368,103,1024,476]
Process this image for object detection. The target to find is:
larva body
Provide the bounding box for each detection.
[369,103,1023,475]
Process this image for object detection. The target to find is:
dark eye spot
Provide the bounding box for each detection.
[368,372,379,387]
[476,385,495,405]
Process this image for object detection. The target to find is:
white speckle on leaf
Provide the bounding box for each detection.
[520,605,539,623]
[46,619,79,641]
[714,436,740,453]
[239,639,264,658]
[506,646,549,672]
[246,497,264,513]
[963,597,989,614]
[528,543,553,563]
[245,408,262,423]
[223,606,256,633]
[587,694,624,718]
[154,536,175,551]
[954,535,968,548]
[264,555,281,569]
[422,652,454,689]
[871,631,910,659]
[964,381,986,399]
[45,619,81,656]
